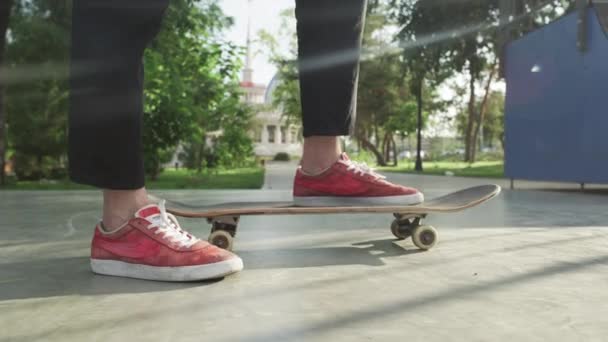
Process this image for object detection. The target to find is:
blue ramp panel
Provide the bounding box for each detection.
[505,7,608,184]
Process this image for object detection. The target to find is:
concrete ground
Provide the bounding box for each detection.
[2,162,608,341]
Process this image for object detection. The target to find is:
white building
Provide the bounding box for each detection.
[240,74,302,158]
[238,9,302,159]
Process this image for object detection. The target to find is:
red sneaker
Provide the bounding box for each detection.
[293,153,423,206]
[90,201,243,281]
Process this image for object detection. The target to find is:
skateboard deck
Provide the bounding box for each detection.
[158,184,501,251]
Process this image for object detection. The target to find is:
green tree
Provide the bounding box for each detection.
[269,58,301,126]
[483,91,506,151]
[413,0,498,163]
[3,0,250,182]
[5,0,71,180]
[261,5,448,167]
[0,0,13,185]
[391,0,572,163]
[356,11,401,166]
[258,9,302,125]
[212,100,255,168]
[391,0,453,170]
[142,0,248,179]
[455,89,505,153]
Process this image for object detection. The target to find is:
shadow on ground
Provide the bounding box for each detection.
[0,256,221,302]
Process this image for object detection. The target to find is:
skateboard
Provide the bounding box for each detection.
[159,184,501,251]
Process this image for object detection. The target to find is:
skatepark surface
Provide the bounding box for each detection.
[2,161,608,341]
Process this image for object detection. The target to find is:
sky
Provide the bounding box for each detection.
[219,0,295,85]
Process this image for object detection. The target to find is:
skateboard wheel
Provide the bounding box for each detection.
[412,225,437,250]
[208,230,234,251]
[390,219,412,240]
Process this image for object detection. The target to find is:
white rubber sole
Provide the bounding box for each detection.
[293,192,424,207]
[91,257,244,282]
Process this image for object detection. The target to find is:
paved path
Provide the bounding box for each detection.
[262,161,299,190]
[2,167,608,341]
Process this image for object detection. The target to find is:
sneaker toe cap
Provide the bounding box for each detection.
[190,243,238,264]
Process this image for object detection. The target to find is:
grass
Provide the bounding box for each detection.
[149,167,265,189]
[377,161,504,178]
[0,167,265,190]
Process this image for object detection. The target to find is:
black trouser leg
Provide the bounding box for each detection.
[295,0,367,138]
[68,0,169,190]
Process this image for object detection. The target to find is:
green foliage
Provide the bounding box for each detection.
[0,0,13,186]
[5,0,71,180]
[143,0,250,178]
[357,11,415,135]
[390,0,571,163]
[480,91,505,149]
[454,87,505,151]
[144,167,264,189]
[261,5,452,167]
[212,104,256,168]
[3,0,253,183]
[270,60,301,126]
[3,0,574,183]
[357,5,450,166]
[1,166,265,190]
[346,149,378,165]
[390,0,572,73]
[257,9,301,125]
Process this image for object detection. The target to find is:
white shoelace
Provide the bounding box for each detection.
[147,200,200,248]
[346,161,386,179]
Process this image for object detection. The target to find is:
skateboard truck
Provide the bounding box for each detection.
[391,213,437,250]
[208,216,240,251]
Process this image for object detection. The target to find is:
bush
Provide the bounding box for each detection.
[204,151,220,168]
[213,121,256,168]
[273,152,290,161]
[346,149,378,165]
[475,151,504,161]
[14,154,66,181]
[49,167,68,180]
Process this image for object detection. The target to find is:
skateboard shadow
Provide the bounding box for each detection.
[237,238,424,270]
[0,256,220,302]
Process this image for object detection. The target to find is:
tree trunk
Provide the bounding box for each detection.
[151,157,161,181]
[391,136,398,166]
[197,144,204,172]
[464,68,477,163]
[415,79,424,172]
[0,0,12,186]
[408,135,413,161]
[381,132,389,162]
[356,133,386,166]
[373,115,379,147]
[471,63,497,163]
[37,155,43,177]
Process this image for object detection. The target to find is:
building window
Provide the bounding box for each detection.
[280,126,287,144]
[253,125,263,143]
[267,125,276,143]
